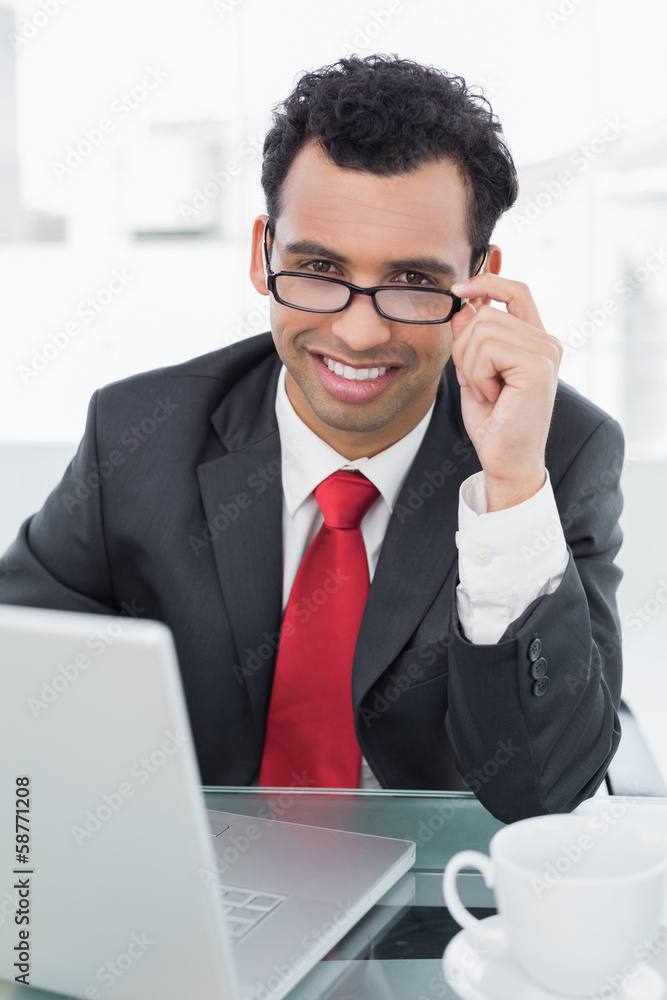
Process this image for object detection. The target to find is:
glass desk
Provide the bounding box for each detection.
[0,788,504,1000]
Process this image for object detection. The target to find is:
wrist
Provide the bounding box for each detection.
[484,468,547,512]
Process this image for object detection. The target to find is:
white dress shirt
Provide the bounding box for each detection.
[274,365,569,787]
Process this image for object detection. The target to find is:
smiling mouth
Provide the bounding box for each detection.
[321,355,392,382]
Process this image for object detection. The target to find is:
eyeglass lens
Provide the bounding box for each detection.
[275,274,453,322]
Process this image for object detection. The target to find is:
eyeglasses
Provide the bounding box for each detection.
[263,224,487,325]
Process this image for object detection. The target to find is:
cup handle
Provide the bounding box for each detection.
[443,850,502,940]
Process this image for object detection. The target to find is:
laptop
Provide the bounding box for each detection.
[0,605,415,1000]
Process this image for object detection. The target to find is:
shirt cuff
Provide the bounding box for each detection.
[455,470,568,644]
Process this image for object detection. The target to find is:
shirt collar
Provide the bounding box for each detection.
[275,365,435,516]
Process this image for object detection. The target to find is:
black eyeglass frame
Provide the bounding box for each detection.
[262,224,488,326]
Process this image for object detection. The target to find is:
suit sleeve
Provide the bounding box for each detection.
[444,415,624,823]
[0,390,118,615]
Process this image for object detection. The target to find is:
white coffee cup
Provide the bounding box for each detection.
[443,813,667,997]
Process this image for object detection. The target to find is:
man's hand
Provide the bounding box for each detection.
[449,274,563,512]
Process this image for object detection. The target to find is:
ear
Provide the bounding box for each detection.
[469,244,502,309]
[249,214,270,296]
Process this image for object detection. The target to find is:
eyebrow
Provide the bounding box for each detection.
[280,239,458,280]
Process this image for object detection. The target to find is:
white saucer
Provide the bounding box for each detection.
[442,915,666,1000]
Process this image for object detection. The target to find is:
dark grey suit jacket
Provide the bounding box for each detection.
[0,332,623,822]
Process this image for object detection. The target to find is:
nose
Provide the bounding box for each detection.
[329,291,392,354]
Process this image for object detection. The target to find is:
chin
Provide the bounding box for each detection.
[306,391,408,436]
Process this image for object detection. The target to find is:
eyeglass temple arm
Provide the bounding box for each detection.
[263,222,273,276]
[459,250,488,307]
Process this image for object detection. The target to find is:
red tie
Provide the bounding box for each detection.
[259,470,380,787]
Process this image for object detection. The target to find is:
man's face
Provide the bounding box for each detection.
[250,143,480,457]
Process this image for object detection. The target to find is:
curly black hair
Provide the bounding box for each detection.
[261,54,519,275]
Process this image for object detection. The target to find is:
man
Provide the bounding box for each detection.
[0,55,622,823]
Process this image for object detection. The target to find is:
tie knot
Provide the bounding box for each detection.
[314,470,380,530]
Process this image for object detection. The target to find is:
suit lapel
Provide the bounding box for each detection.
[196,353,283,733]
[353,360,481,706]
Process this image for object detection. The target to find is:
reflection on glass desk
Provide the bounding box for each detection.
[0,788,503,1000]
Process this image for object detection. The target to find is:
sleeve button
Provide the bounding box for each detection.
[528,637,542,661]
[532,677,550,697]
[530,657,548,680]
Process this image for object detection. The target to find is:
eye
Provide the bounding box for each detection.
[300,260,340,275]
[395,271,433,286]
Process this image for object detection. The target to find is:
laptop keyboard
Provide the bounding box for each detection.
[218,884,286,943]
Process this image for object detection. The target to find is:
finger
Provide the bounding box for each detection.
[451,274,544,329]
[452,308,563,366]
[456,368,490,405]
[453,316,561,403]
[450,303,479,396]
[462,360,503,404]
[451,301,560,395]
[463,338,560,403]
[450,300,476,340]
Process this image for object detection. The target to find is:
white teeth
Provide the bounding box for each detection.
[322,356,390,382]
